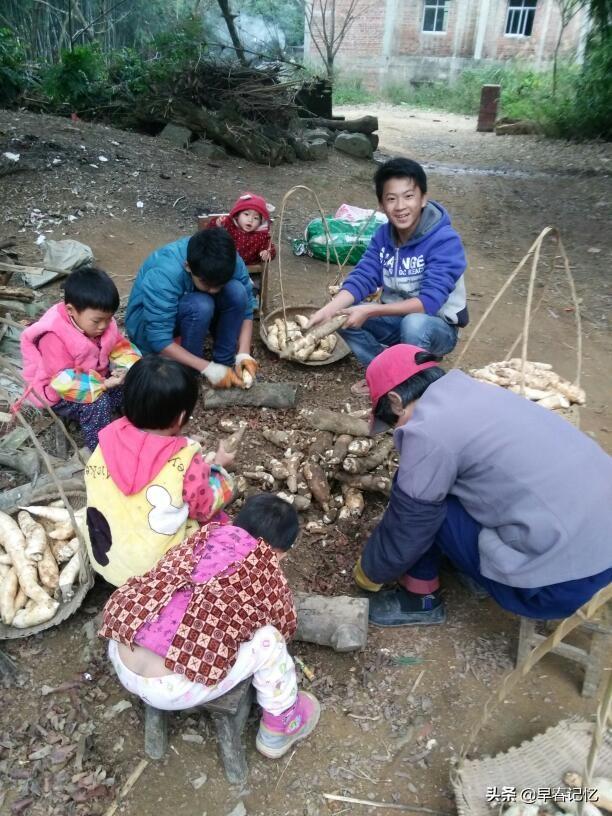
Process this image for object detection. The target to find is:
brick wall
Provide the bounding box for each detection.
[309,0,589,86]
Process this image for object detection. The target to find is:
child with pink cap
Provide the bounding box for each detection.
[207,192,276,268]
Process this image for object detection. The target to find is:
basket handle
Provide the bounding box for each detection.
[263,185,352,327]
[454,227,582,389]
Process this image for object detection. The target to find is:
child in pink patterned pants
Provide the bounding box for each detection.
[100,495,320,760]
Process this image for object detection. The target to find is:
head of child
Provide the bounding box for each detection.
[229,193,270,235]
[374,158,428,241]
[123,355,199,435]
[367,344,445,434]
[233,494,299,561]
[63,266,120,339]
[186,228,236,294]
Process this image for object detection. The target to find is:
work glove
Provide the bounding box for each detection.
[353,557,383,593]
[202,362,244,390]
[234,353,258,388]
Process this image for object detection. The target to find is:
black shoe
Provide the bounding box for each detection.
[368,587,446,628]
[456,572,489,600]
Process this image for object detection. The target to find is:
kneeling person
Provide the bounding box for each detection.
[309,158,468,390]
[125,228,258,389]
[99,495,320,759]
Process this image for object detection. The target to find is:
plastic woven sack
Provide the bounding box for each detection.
[298,210,387,266]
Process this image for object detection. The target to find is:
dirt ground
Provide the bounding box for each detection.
[0,103,611,816]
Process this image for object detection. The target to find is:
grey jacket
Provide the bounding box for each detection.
[392,371,612,588]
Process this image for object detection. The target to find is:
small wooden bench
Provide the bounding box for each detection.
[144,678,254,784]
[516,605,612,697]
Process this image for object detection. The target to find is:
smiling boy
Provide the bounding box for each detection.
[308,158,468,390]
[125,229,258,389]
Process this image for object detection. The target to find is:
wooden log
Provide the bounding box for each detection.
[306,115,378,134]
[0,262,46,276]
[170,101,290,166]
[294,592,369,652]
[203,382,298,409]
[0,285,35,303]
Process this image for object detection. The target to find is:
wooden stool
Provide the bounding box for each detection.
[144,678,254,784]
[516,607,612,697]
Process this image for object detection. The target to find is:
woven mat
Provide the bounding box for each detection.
[454,719,612,816]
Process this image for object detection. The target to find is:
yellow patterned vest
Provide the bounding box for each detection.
[84,442,200,587]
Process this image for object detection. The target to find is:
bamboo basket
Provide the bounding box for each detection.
[456,227,584,427]
[455,719,612,816]
[258,185,351,367]
[0,489,94,640]
[452,584,612,816]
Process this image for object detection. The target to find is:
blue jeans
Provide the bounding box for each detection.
[340,313,458,367]
[175,279,247,365]
[407,497,612,619]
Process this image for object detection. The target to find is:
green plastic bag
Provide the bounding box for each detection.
[294,212,386,266]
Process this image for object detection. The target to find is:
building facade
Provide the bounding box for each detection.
[304,0,589,86]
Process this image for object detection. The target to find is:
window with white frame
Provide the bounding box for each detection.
[505,0,537,36]
[422,0,449,33]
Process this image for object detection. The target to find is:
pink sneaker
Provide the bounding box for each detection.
[256,691,320,759]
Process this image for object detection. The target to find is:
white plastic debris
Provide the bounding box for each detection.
[136,200,144,209]
[3,152,20,162]
[35,234,46,245]
[98,155,108,162]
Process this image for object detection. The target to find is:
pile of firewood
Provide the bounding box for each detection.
[142,58,378,165]
[231,408,396,530]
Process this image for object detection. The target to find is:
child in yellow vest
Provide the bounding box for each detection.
[84,355,234,586]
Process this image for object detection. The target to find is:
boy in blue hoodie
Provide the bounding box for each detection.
[308,158,468,391]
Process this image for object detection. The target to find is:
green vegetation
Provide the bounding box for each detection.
[333,43,612,140]
[332,75,375,105]
[0,28,31,106]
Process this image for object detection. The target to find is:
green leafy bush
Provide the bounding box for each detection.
[0,28,29,105]
[42,44,109,112]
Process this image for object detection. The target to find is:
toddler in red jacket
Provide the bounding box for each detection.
[207,192,276,267]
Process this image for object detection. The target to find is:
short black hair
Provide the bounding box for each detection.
[63,266,120,313]
[374,352,445,429]
[374,157,428,200]
[123,355,199,430]
[234,494,299,552]
[187,228,236,286]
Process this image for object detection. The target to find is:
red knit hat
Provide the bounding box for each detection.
[366,344,439,433]
[229,192,270,224]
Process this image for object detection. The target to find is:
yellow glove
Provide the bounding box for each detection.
[353,558,383,592]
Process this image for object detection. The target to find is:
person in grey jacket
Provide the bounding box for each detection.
[353,344,612,627]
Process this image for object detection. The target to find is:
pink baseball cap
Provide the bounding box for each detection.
[366,344,439,433]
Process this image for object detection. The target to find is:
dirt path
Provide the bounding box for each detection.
[0,106,611,816]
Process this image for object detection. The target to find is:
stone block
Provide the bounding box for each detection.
[334,131,373,159]
[190,139,227,160]
[306,138,328,160]
[304,126,335,143]
[158,123,192,148]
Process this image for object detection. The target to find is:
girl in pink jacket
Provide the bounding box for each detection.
[20,266,140,450]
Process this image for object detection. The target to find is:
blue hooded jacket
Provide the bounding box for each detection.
[341,201,469,326]
[125,237,256,354]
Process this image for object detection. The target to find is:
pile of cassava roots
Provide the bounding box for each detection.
[0,504,85,629]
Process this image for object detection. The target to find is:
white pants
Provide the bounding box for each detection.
[108,626,297,713]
